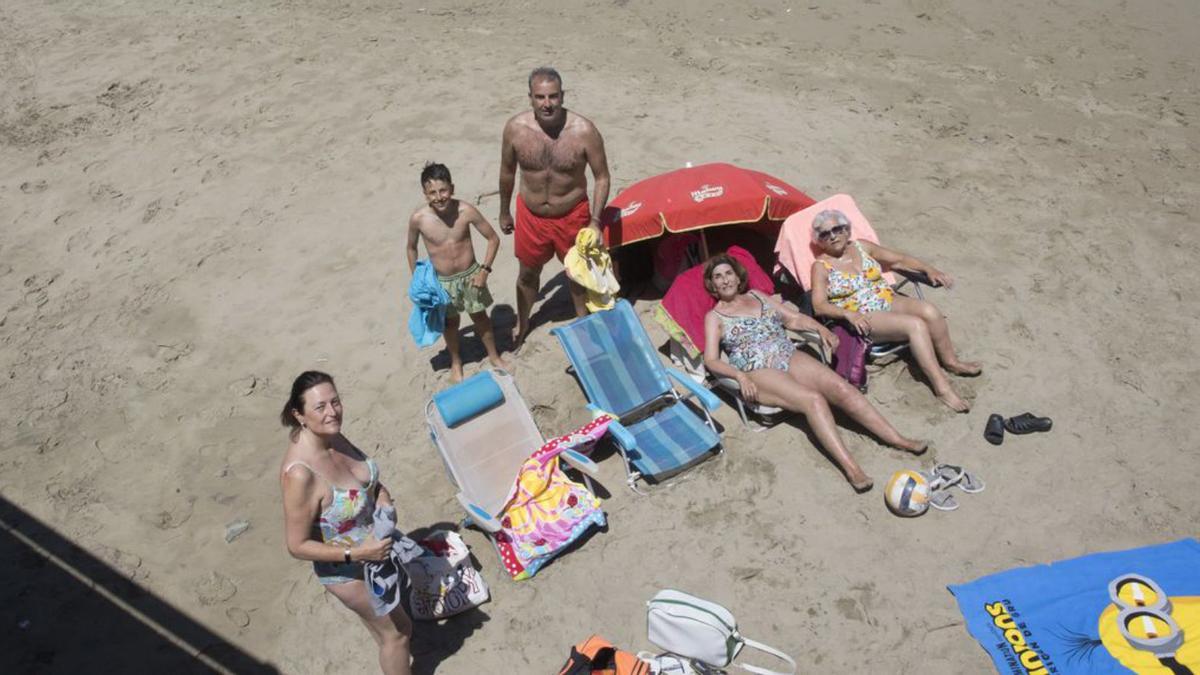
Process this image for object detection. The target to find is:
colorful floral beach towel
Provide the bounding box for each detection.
[494,415,612,581]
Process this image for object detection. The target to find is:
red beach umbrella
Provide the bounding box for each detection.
[600,162,815,249]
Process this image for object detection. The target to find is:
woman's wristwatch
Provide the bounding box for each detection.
[343,547,352,563]
[480,264,492,273]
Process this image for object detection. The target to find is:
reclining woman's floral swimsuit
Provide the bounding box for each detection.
[717,292,795,373]
[820,241,895,313]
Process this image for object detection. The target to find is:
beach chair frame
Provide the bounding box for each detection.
[552,301,724,495]
[425,369,602,572]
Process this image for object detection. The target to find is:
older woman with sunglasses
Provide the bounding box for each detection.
[702,254,928,493]
[809,209,980,412]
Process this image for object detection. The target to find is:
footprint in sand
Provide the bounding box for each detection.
[96,544,145,581]
[195,571,237,606]
[147,496,194,530]
[225,607,251,628]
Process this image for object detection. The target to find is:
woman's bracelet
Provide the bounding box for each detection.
[343,547,352,563]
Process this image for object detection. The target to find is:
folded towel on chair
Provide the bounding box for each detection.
[774,194,894,290]
[495,415,612,581]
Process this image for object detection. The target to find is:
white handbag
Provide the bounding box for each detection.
[403,530,489,621]
[647,590,796,675]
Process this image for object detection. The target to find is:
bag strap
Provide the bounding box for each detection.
[560,635,653,675]
[735,636,797,675]
[557,646,597,675]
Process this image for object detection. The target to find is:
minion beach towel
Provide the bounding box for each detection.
[949,539,1200,674]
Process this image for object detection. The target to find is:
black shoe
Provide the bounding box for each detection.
[1003,413,1052,435]
[984,414,1005,445]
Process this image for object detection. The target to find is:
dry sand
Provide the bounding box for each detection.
[2,0,1198,672]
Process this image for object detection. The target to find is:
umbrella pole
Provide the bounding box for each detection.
[700,230,710,261]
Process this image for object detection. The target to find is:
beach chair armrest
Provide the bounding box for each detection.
[561,449,600,478]
[456,493,502,533]
[788,328,829,364]
[893,269,935,299]
[894,268,936,287]
[668,368,721,412]
[607,419,638,451]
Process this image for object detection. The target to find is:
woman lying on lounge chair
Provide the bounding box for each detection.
[808,209,981,413]
[702,254,927,493]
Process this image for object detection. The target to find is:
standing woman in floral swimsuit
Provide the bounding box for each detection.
[808,209,981,413]
[279,371,413,675]
[702,254,928,493]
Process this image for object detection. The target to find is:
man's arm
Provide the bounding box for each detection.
[584,122,611,232]
[405,213,422,272]
[498,119,519,234]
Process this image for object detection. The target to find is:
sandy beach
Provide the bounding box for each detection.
[2,0,1199,672]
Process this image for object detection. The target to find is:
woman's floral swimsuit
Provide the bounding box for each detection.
[285,457,379,585]
[717,292,795,373]
[821,240,895,313]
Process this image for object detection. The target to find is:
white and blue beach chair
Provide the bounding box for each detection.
[551,300,723,493]
[425,370,602,571]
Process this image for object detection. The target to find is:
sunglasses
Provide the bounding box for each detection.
[816,224,850,241]
[1108,574,1185,661]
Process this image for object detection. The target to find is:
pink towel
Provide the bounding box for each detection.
[773,194,895,289]
[658,246,775,354]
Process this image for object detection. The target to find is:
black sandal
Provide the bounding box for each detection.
[1003,413,1052,435]
[984,414,1005,445]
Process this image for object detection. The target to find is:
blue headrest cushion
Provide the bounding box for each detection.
[434,372,505,428]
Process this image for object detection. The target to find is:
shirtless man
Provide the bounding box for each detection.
[499,66,611,347]
[407,162,508,382]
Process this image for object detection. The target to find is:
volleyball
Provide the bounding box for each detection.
[885,470,930,517]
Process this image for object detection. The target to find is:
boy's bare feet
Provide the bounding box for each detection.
[489,355,513,372]
[449,363,465,383]
[946,360,983,377]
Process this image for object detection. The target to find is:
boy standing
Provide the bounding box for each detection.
[407,163,509,381]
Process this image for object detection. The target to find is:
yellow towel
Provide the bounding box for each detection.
[563,228,620,312]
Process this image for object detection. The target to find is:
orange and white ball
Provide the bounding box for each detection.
[885,470,930,517]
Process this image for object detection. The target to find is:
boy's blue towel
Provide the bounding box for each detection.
[408,260,450,348]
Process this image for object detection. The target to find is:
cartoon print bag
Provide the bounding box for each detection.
[403,530,489,621]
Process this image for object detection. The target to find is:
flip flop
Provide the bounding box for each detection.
[928,489,959,511]
[922,463,964,491]
[954,467,985,494]
[936,461,984,494]
[925,463,985,494]
[984,414,1005,445]
[1004,413,1053,435]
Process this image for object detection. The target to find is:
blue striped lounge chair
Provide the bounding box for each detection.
[550,300,723,493]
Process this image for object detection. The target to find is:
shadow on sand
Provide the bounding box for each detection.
[0,494,278,674]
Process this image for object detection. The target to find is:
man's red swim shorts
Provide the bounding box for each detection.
[514,195,591,269]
